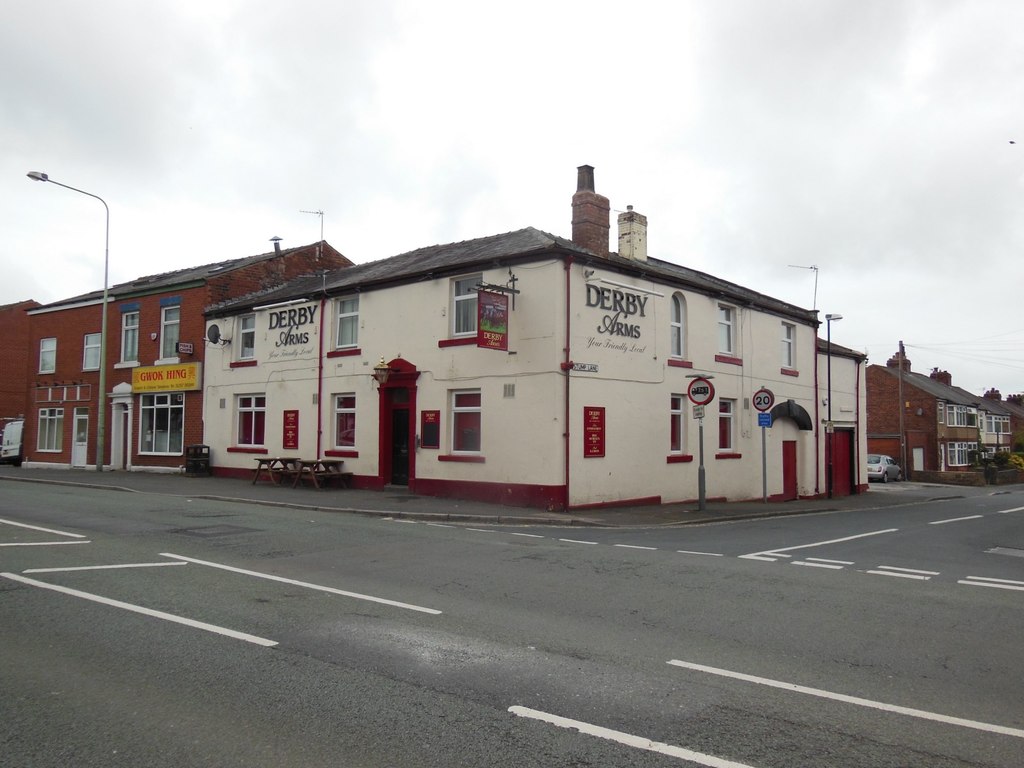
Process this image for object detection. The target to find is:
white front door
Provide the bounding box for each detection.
[72,408,89,467]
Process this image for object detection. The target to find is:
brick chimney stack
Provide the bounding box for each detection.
[983,388,1002,400]
[929,368,952,386]
[1007,394,1023,406]
[572,165,610,257]
[617,205,648,262]
[885,351,911,372]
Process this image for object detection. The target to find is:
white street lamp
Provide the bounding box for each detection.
[27,171,110,472]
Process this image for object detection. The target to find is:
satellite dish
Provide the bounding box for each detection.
[207,324,221,344]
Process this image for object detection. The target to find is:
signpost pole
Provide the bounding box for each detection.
[761,424,767,503]
[752,388,775,505]
[697,417,706,511]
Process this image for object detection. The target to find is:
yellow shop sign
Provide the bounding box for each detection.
[132,362,202,393]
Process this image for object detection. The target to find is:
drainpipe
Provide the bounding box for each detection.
[316,295,326,459]
[561,255,574,510]
[813,329,821,496]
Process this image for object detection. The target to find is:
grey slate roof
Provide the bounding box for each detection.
[206,226,820,326]
[34,242,333,309]
[873,365,994,409]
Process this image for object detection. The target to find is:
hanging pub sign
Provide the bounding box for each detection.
[477,290,508,351]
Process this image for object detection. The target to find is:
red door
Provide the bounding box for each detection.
[782,441,797,500]
[831,430,854,497]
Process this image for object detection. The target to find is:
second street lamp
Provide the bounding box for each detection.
[27,171,110,472]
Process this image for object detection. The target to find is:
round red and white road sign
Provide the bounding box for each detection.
[687,376,715,406]
[752,387,775,412]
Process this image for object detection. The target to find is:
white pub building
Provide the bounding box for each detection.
[202,167,866,510]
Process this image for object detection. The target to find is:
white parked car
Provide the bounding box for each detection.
[867,453,902,483]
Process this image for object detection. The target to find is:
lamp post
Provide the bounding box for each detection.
[825,313,843,498]
[28,172,109,472]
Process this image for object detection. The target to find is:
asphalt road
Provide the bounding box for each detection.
[2,481,1022,767]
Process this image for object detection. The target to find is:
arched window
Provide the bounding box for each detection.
[670,294,686,358]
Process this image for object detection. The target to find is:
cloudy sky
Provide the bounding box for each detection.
[4,0,1022,395]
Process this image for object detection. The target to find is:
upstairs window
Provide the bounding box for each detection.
[670,295,686,358]
[161,306,180,359]
[83,333,101,370]
[718,305,735,355]
[121,311,139,363]
[336,296,359,348]
[239,314,256,360]
[453,275,480,336]
[39,337,56,374]
[781,323,795,368]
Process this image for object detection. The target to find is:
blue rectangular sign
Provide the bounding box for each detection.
[758,412,772,428]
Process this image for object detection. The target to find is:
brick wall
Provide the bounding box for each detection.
[866,365,940,472]
[0,300,39,424]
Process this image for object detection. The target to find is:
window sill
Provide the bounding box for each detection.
[230,360,258,368]
[138,452,184,457]
[667,359,693,369]
[154,357,180,366]
[226,446,269,454]
[327,348,361,358]
[780,367,799,377]
[438,337,476,348]
[325,449,358,458]
[438,454,486,463]
[114,361,140,369]
[714,354,743,366]
[667,454,694,463]
[715,452,742,460]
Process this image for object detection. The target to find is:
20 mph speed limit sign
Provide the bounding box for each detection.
[752,388,775,412]
[687,376,716,406]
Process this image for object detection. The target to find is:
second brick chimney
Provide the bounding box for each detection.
[930,368,952,386]
[572,165,610,257]
[617,205,648,262]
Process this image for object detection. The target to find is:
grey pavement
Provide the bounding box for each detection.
[0,464,1012,527]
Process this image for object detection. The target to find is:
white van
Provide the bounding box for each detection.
[1,420,24,466]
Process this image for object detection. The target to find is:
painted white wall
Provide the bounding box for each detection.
[203,257,859,506]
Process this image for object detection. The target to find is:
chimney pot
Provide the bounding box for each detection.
[270,236,282,255]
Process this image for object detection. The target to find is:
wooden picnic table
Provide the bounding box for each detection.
[251,456,301,485]
[291,459,349,489]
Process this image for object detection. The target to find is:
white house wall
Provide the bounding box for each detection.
[204,257,855,508]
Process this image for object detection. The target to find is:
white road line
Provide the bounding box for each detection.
[959,577,1024,592]
[510,532,545,538]
[667,659,1024,739]
[614,544,658,551]
[466,528,499,533]
[425,523,455,528]
[872,566,940,576]
[793,561,844,570]
[0,540,92,547]
[806,558,854,565]
[865,570,931,581]
[997,506,1024,514]
[23,562,188,574]
[739,528,898,562]
[677,550,725,557]
[508,705,757,767]
[159,553,442,615]
[392,519,418,525]
[0,517,87,538]
[0,572,277,648]
[929,515,983,525]
[558,538,598,545]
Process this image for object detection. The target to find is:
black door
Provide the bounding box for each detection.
[391,407,409,485]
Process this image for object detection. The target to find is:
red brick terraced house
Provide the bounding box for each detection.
[867,351,1017,476]
[0,300,41,433]
[23,241,351,472]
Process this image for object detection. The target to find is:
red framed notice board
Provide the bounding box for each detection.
[420,410,441,449]
[583,406,605,458]
[283,410,299,450]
